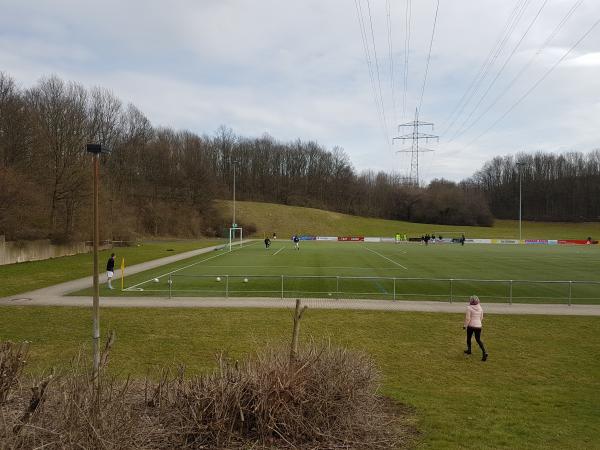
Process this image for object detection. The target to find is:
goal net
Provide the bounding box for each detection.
[228,227,243,251]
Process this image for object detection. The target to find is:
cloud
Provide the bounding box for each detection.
[1,0,599,182]
[565,52,600,67]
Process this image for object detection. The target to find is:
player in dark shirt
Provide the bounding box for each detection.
[106,253,115,289]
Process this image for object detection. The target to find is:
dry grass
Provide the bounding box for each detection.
[0,341,417,449]
[0,342,29,404]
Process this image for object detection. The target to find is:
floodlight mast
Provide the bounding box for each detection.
[86,143,109,381]
[232,159,239,227]
[516,162,526,241]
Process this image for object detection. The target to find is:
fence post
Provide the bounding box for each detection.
[449,279,453,303]
[226,275,229,299]
[568,281,572,306]
[393,278,396,301]
[509,280,513,305]
[336,276,340,299]
[281,275,284,299]
[168,274,172,299]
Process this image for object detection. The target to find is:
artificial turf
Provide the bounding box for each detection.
[77,240,600,304]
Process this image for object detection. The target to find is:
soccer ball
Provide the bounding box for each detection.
[244,278,249,283]
[216,277,221,282]
[328,293,332,297]
[167,279,173,285]
[153,278,159,283]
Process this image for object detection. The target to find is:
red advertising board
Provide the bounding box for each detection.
[337,236,365,242]
[558,240,590,245]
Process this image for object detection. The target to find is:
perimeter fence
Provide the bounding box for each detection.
[157,274,600,305]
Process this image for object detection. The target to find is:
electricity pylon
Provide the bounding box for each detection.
[393,108,439,186]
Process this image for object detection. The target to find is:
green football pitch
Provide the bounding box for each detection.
[83,240,600,304]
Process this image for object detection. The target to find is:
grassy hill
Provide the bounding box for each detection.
[216,200,600,240]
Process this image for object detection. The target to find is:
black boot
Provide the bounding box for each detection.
[482,353,488,361]
[464,349,471,355]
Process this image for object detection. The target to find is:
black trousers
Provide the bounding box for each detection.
[466,326,486,353]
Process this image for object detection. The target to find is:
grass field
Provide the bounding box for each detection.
[217,200,600,239]
[0,240,222,298]
[0,306,598,449]
[75,240,600,304]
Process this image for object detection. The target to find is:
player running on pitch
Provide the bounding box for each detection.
[292,235,300,250]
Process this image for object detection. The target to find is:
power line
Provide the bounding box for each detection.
[443,0,532,137]
[354,0,391,150]
[465,16,600,148]
[366,0,392,149]
[440,0,530,136]
[385,0,397,126]
[449,0,549,142]
[418,0,441,116]
[401,0,412,121]
[450,0,584,142]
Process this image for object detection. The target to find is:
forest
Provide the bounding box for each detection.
[0,72,598,241]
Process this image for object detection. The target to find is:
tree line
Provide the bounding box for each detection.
[1,72,596,241]
[466,151,600,221]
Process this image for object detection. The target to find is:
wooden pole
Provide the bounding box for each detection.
[290,299,308,363]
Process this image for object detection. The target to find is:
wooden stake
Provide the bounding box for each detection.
[290,299,308,363]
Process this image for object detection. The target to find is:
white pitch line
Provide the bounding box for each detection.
[124,242,257,290]
[272,247,284,256]
[365,247,408,270]
[205,265,401,270]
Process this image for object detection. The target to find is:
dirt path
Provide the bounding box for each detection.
[1,242,599,316]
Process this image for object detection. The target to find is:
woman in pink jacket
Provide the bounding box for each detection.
[463,295,488,361]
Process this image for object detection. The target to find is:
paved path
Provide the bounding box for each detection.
[1,242,599,316]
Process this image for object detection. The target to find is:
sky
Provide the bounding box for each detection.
[1,0,599,182]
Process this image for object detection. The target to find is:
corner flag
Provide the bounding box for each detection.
[120,257,125,290]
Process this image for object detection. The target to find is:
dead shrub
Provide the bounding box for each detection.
[0,341,416,449]
[155,342,412,449]
[0,341,29,404]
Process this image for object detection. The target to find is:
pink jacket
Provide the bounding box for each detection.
[464,304,484,328]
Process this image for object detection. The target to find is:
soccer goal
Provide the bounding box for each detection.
[228,226,243,251]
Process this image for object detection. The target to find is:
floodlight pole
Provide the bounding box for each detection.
[232,161,236,227]
[517,162,525,241]
[92,152,100,379]
[87,143,107,381]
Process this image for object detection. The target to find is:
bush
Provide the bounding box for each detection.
[157,342,412,448]
[0,342,416,449]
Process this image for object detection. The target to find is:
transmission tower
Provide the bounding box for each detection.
[393,108,439,185]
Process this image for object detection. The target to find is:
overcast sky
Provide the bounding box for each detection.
[1,0,599,182]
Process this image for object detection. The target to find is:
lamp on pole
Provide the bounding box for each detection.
[86,143,109,381]
[516,162,526,241]
[232,159,239,227]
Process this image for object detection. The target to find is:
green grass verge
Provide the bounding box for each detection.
[0,240,222,298]
[80,241,600,304]
[0,306,598,449]
[217,200,600,240]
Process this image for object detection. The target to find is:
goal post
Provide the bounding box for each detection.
[228,226,243,251]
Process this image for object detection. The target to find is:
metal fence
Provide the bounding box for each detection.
[164,274,600,305]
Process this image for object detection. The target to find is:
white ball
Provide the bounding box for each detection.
[216,277,221,282]
[328,293,332,296]
[244,278,249,283]
[167,279,173,285]
[138,288,144,292]
[153,278,159,283]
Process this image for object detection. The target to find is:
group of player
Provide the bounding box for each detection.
[420,233,466,246]
[264,232,300,250]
